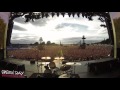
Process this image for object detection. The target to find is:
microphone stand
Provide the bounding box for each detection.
[36,49,39,74]
[36,50,39,74]
[74,59,76,74]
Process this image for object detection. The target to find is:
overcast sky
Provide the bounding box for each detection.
[11,14,109,44]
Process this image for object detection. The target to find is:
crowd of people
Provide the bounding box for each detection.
[7,44,113,61]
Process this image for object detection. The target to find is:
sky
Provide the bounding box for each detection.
[11,13,109,44]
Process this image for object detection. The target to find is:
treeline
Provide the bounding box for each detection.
[34,37,60,46]
[99,39,111,44]
[34,41,57,46]
[92,39,111,44]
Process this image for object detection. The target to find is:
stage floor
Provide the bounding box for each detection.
[5,58,120,78]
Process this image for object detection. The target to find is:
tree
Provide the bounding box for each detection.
[99,38,110,44]
[51,42,56,45]
[30,43,33,45]
[38,37,45,50]
[41,41,45,45]
[60,41,62,46]
[39,37,43,44]
[34,42,39,45]
[47,41,51,45]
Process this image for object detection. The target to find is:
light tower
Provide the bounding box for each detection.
[82,35,86,45]
[81,35,86,49]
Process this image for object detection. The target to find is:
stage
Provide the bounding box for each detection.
[2,57,120,78]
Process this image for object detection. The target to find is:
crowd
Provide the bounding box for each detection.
[7,44,113,61]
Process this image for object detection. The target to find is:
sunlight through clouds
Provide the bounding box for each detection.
[12,14,109,44]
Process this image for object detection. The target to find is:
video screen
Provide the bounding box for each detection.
[0,12,116,78]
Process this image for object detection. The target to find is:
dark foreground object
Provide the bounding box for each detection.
[30,60,35,64]
[88,58,120,75]
[29,73,59,78]
[29,73,80,78]
[0,49,4,60]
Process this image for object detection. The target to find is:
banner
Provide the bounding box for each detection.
[0,12,10,59]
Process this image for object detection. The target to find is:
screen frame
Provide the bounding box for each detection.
[5,12,117,60]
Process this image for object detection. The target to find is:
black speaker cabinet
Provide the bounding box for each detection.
[30,60,35,64]
[0,49,4,60]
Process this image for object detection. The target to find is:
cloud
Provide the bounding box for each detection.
[13,25,27,31]
[14,17,49,27]
[14,17,26,24]
[29,18,49,27]
[11,33,38,39]
[96,28,108,35]
[86,36,105,40]
[11,33,39,44]
[55,23,88,31]
[11,15,109,44]
[11,36,39,44]
[11,39,36,44]
[99,29,107,34]
[60,37,102,44]
[62,36,104,41]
